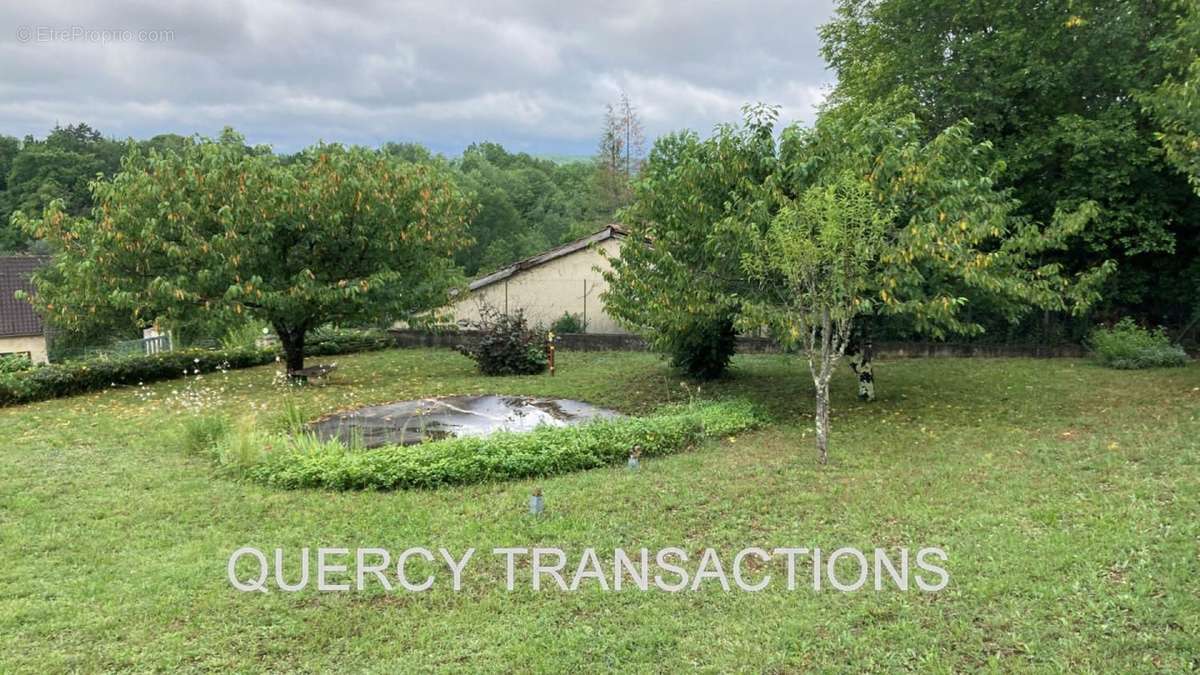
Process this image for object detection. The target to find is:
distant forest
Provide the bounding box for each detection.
[0,114,642,279]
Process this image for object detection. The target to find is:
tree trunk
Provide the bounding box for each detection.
[814,378,831,464]
[807,309,853,464]
[275,324,306,373]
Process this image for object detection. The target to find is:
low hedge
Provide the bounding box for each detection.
[0,329,398,407]
[304,328,396,356]
[226,400,762,491]
[0,347,277,406]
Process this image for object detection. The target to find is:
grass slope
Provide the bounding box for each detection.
[1,348,1197,671]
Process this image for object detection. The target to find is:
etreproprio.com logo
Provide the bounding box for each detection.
[15,26,175,44]
[228,546,949,594]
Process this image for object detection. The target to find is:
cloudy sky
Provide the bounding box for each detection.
[1,1,837,156]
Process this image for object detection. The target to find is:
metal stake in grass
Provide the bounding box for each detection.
[627,444,641,471]
[529,487,544,515]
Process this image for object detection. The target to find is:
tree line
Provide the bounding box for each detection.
[3,95,646,359]
[0,124,632,275]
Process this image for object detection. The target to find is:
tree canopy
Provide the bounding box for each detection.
[451,142,609,276]
[595,91,646,214]
[1144,7,1200,195]
[0,124,251,254]
[605,103,1109,355]
[16,132,473,371]
[604,104,1110,457]
[820,0,1200,330]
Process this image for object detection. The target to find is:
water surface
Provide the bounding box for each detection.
[309,394,621,448]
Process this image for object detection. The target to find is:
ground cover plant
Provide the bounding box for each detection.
[0,347,1197,671]
[190,400,761,490]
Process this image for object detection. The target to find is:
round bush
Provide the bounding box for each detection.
[456,307,548,376]
[663,316,738,380]
[1090,318,1189,369]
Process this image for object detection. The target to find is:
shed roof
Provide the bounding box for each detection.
[0,256,48,338]
[467,225,626,291]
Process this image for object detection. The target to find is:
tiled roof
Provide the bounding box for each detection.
[467,225,626,291]
[0,256,48,337]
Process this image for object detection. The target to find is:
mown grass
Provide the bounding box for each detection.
[1,348,1197,672]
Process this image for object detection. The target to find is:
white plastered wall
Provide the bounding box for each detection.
[0,334,48,364]
[449,237,628,334]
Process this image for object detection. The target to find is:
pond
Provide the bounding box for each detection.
[309,394,622,448]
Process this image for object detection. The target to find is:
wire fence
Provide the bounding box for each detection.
[71,334,175,361]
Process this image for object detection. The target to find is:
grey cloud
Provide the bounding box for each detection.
[0,0,836,154]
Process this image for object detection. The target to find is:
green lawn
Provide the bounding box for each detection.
[1,348,1197,672]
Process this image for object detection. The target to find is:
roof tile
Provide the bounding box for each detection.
[0,256,48,338]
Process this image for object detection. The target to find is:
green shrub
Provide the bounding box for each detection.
[550,312,587,334]
[663,316,738,380]
[1090,318,1189,369]
[0,353,34,374]
[239,400,762,491]
[456,307,548,376]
